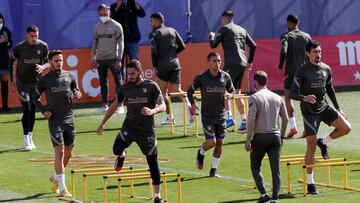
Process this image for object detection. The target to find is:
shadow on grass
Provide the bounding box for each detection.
[217,193,296,203]
[180,141,246,149]
[0,148,31,154]
[0,193,52,202]
[157,135,193,141]
[76,127,120,135]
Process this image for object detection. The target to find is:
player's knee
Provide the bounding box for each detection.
[206,139,216,147]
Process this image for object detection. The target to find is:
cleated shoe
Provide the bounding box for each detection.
[154,197,162,203]
[161,117,176,125]
[225,118,235,129]
[307,184,320,195]
[257,194,270,203]
[237,119,247,131]
[196,149,204,169]
[209,168,221,178]
[49,175,59,193]
[317,138,329,160]
[23,136,32,151]
[287,128,298,138]
[59,187,72,198]
[114,155,125,172]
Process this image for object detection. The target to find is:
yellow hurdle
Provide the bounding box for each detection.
[70,166,131,199]
[300,160,360,196]
[116,173,182,203]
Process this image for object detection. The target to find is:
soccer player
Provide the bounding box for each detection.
[291,40,351,194]
[91,4,124,114]
[35,50,82,198]
[245,71,288,203]
[277,14,311,138]
[149,12,194,125]
[9,25,49,151]
[97,59,165,203]
[188,52,235,177]
[209,11,256,130]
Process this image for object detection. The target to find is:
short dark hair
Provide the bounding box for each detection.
[26,25,39,33]
[306,40,321,52]
[150,12,164,23]
[287,14,299,24]
[207,52,221,61]
[221,11,234,18]
[126,59,142,72]
[97,4,110,12]
[254,70,268,86]
[49,50,63,60]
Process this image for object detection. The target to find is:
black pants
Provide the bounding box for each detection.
[97,59,121,104]
[250,133,281,200]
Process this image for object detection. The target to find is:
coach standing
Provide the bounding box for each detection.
[245,71,288,203]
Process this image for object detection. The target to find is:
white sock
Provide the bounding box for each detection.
[57,174,66,191]
[185,97,191,107]
[288,117,297,129]
[226,110,232,119]
[211,157,220,169]
[154,192,161,199]
[199,148,206,156]
[29,132,33,142]
[322,135,332,145]
[307,173,314,184]
[240,114,246,121]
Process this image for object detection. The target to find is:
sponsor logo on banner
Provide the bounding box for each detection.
[336,40,360,66]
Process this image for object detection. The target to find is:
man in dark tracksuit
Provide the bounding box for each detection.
[35,50,82,198]
[291,40,351,195]
[188,52,235,177]
[277,14,311,138]
[9,25,49,151]
[209,11,256,131]
[149,12,193,125]
[245,71,288,203]
[97,60,165,203]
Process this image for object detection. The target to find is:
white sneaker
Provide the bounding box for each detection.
[23,136,32,151]
[116,106,125,114]
[98,105,109,113]
[161,117,176,125]
[29,138,36,149]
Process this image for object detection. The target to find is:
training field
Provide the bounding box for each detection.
[1,91,360,203]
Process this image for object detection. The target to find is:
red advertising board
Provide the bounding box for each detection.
[3,34,360,108]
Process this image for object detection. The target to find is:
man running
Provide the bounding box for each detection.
[291,40,351,194]
[9,25,49,151]
[277,14,311,138]
[35,50,82,198]
[97,59,165,203]
[188,52,235,177]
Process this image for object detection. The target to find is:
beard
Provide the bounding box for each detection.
[129,75,140,84]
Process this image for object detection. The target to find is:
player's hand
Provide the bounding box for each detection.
[35,64,45,74]
[303,95,316,104]
[141,107,154,116]
[73,89,82,100]
[208,32,215,40]
[114,59,121,69]
[10,81,16,92]
[191,104,199,114]
[43,111,52,119]
[225,92,233,100]
[91,60,98,72]
[97,125,104,136]
[337,109,348,120]
[246,63,253,71]
[276,68,282,75]
[245,141,252,151]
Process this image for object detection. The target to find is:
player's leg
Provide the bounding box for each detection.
[250,134,270,202]
[317,106,351,159]
[109,59,125,114]
[284,72,298,138]
[155,71,172,125]
[97,60,109,112]
[113,128,133,171]
[127,42,139,60]
[28,94,36,149]
[267,134,282,202]
[223,68,236,128]
[234,67,247,131]
[18,89,32,150]
[209,123,225,177]
[196,122,216,169]
[63,123,75,167]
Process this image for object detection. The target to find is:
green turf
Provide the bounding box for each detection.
[1,92,360,202]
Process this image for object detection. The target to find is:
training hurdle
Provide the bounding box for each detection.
[70,166,131,200]
[82,168,149,203]
[300,161,360,196]
[115,173,182,203]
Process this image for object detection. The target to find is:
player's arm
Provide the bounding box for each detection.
[141,84,166,115]
[245,32,257,65]
[70,73,82,100]
[97,97,121,136]
[131,1,145,17]
[209,27,224,48]
[279,98,289,139]
[8,45,20,83]
[91,26,99,69]
[290,68,316,104]
[225,74,236,98]
[116,23,124,66]
[278,34,288,71]
[325,69,340,110]
[34,78,52,119]
[149,32,158,68]
[175,31,185,54]
[245,96,257,151]
[35,45,49,74]
[187,74,201,109]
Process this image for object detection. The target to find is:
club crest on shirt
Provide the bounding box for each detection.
[123,130,128,136]
[54,132,60,138]
[207,125,212,131]
[220,75,225,83]
[143,88,147,93]
[20,91,25,96]
[36,49,41,55]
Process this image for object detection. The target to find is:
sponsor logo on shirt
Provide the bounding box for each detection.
[143,88,147,93]
[206,86,226,93]
[128,97,149,104]
[36,49,41,55]
[24,58,41,64]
